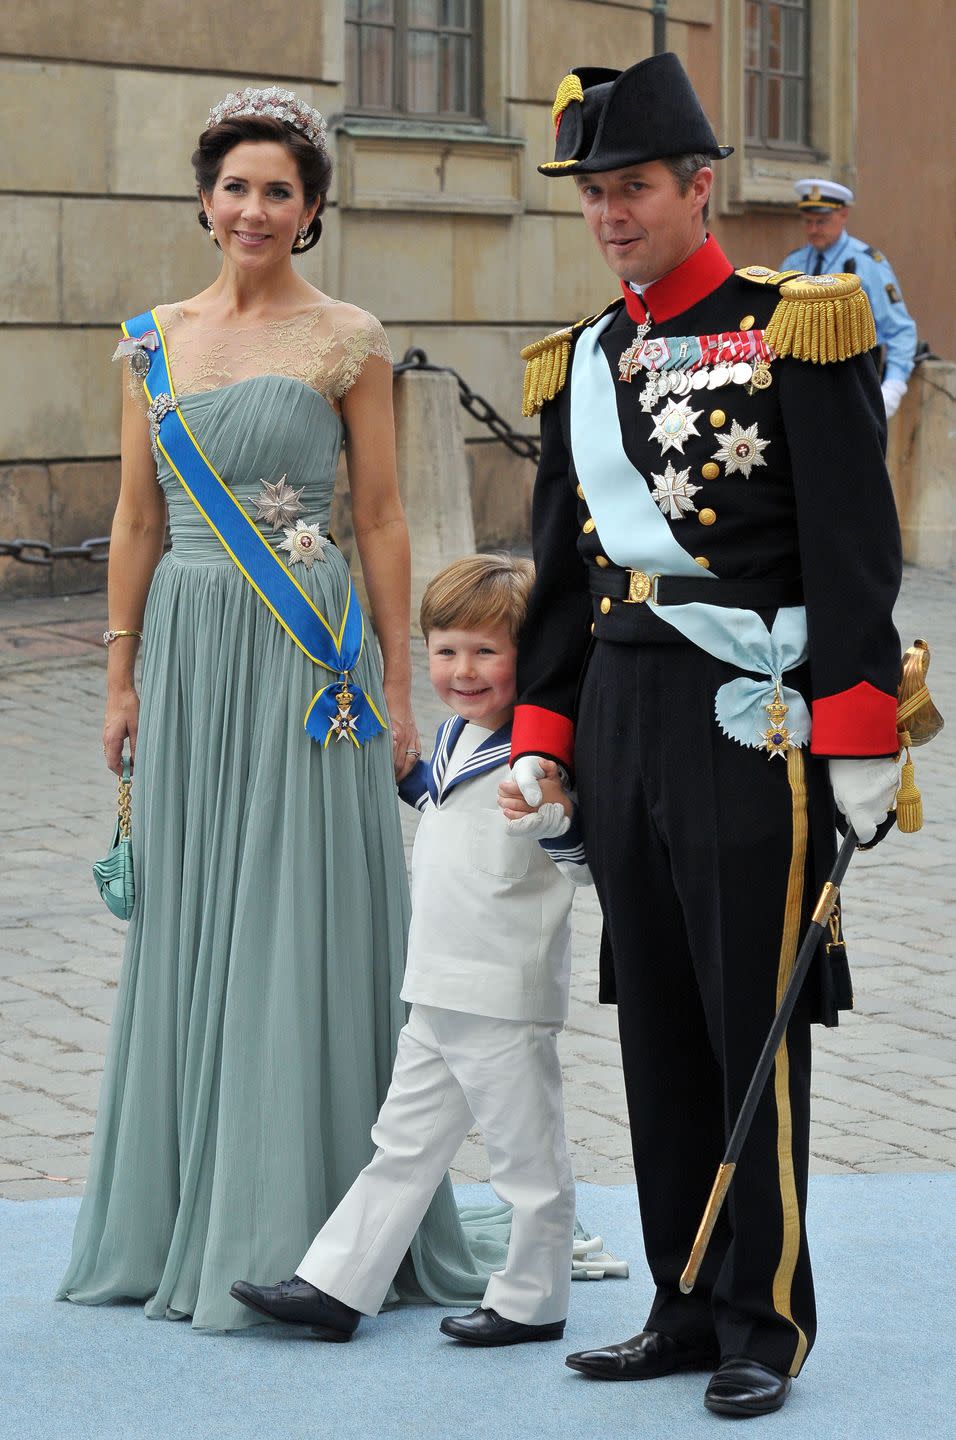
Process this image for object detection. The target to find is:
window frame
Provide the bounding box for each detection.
[345,1,484,124]
[744,0,813,157]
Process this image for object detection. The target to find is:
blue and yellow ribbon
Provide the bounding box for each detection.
[123,309,385,748]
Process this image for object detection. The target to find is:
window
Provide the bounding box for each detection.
[345,1,482,121]
[744,0,811,150]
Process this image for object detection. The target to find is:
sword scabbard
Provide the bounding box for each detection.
[679,1162,736,1294]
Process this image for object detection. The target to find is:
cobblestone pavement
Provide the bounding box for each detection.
[0,567,953,1201]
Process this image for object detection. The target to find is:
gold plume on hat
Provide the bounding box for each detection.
[551,73,585,129]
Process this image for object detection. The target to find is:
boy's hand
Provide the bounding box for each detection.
[498,761,573,836]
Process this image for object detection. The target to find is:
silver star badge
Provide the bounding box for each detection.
[649,461,701,520]
[711,419,770,478]
[649,396,703,455]
[253,474,305,529]
[277,520,328,569]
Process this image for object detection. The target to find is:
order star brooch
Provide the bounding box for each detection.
[711,419,770,478]
[278,520,328,569]
[650,461,701,520]
[649,396,703,456]
[253,474,305,529]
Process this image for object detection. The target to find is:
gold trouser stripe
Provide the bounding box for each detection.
[771,745,810,1376]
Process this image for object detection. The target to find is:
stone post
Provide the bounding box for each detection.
[887,362,956,570]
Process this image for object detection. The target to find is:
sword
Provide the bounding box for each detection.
[679,826,857,1295]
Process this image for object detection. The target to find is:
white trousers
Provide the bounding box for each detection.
[297,1003,575,1325]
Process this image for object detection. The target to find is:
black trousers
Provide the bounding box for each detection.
[576,638,836,1377]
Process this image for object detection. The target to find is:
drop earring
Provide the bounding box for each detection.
[207,217,217,242]
[294,227,309,251]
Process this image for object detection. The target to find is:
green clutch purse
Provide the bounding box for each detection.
[92,758,135,920]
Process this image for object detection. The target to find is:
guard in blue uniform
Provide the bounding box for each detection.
[782,178,917,417]
[508,55,903,1418]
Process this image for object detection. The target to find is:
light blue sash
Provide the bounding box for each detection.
[122,309,385,748]
[570,314,810,749]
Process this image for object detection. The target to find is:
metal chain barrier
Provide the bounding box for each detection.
[393,348,541,464]
[0,536,111,567]
[1,353,537,565]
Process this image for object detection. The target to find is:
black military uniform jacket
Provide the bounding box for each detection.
[512,236,903,771]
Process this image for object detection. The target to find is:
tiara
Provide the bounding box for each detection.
[205,86,328,152]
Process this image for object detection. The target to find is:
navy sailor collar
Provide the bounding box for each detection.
[427,716,512,806]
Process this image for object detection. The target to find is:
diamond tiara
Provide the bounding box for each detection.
[205,86,328,152]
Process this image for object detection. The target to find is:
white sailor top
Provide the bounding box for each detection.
[397,718,588,1024]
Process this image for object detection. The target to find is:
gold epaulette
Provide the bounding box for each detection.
[520,299,620,417]
[520,327,573,417]
[763,272,876,364]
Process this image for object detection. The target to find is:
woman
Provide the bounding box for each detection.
[58,87,509,1330]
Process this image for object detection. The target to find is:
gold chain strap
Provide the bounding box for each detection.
[118,771,132,840]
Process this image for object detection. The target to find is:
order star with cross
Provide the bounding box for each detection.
[650,461,701,519]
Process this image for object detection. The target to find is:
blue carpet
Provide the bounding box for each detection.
[1,1177,953,1440]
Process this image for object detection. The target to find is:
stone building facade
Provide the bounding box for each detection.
[1,0,953,596]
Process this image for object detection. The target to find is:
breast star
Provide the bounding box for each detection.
[278,520,329,569]
[711,419,770,478]
[253,474,305,529]
[649,396,703,455]
[649,461,701,520]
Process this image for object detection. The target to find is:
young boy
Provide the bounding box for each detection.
[231,554,589,1347]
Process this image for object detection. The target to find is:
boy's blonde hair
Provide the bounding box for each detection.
[420,553,535,643]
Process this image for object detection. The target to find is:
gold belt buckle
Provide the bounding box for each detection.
[624,570,659,604]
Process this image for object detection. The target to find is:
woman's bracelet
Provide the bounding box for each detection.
[103,628,143,646]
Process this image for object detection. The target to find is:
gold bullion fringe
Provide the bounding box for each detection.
[764,273,876,363]
[771,744,810,1377]
[520,329,572,416]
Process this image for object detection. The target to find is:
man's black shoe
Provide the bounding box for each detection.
[230,1276,360,1342]
[439,1307,566,1346]
[704,1357,792,1417]
[565,1328,719,1380]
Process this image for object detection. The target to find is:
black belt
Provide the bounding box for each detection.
[588,567,804,609]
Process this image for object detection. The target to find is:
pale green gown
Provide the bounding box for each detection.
[57,301,510,1330]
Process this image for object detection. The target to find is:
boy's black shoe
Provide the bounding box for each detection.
[439,1306,566,1346]
[230,1276,360,1341]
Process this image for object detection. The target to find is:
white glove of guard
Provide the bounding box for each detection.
[828,755,900,845]
[505,801,571,840]
[881,377,907,419]
[510,755,546,808]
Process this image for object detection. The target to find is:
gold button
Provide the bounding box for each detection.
[694,555,711,569]
[600,596,612,614]
[709,409,726,428]
[590,621,595,634]
[701,462,720,480]
[576,484,585,499]
[698,507,717,526]
[583,518,596,534]
[595,554,609,568]
[739,314,755,331]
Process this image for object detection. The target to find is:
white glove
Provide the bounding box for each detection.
[828,755,900,845]
[881,377,907,419]
[510,755,546,807]
[505,801,571,840]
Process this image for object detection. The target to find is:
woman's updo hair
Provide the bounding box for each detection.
[191,115,333,254]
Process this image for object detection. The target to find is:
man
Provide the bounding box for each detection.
[507,55,902,1418]
[782,178,917,417]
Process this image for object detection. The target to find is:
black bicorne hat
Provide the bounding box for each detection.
[540,53,733,177]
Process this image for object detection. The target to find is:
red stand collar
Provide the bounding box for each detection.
[621,236,734,325]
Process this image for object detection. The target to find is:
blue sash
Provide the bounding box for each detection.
[571,313,810,750]
[122,309,385,748]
